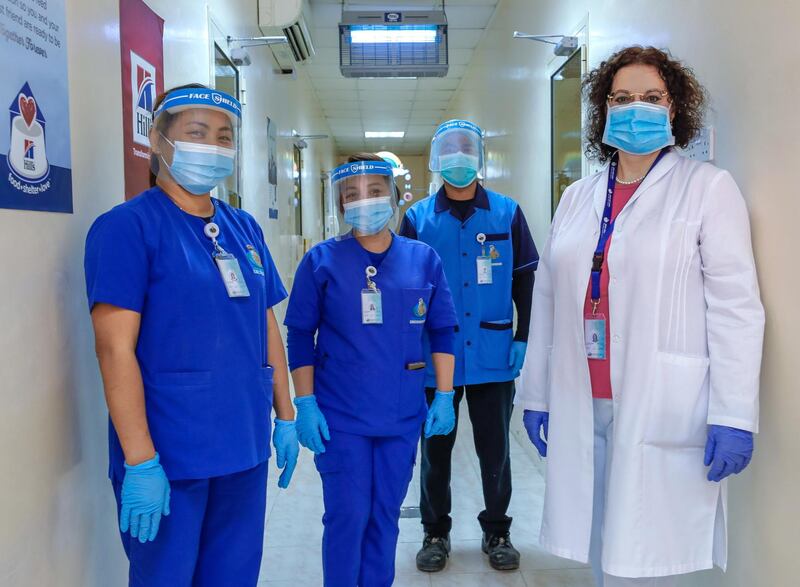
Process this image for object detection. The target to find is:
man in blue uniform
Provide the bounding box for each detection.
[399,120,539,572]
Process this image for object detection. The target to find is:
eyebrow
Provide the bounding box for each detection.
[183,121,234,133]
[611,87,666,93]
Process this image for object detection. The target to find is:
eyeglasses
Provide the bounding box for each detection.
[607,89,670,106]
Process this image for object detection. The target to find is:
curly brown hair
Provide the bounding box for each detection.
[583,46,707,162]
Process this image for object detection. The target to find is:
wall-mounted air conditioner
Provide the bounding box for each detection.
[258,0,316,63]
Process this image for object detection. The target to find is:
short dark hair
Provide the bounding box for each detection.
[346,153,386,164]
[583,46,708,162]
[149,83,210,187]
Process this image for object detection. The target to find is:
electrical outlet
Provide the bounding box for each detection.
[679,126,715,162]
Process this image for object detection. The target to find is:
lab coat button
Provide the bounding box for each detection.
[464,282,469,287]
[466,340,472,346]
[613,335,621,343]
[465,312,471,317]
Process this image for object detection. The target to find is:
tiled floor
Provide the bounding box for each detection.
[258,411,592,587]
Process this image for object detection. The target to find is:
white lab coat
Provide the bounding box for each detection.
[516,151,764,578]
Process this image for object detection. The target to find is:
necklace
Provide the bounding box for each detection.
[616,175,645,185]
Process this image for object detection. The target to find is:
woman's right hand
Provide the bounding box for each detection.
[120,453,171,543]
[293,395,330,454]
[523,410,549,457]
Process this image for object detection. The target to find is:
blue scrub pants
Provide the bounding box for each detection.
[590,400,678,587]
[315,429,419,587]
[112,460,268,587]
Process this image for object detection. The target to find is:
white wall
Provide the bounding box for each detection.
[0,1,334,585]
[448,0,798,584]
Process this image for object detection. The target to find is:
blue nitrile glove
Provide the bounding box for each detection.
[272,419,300,489]
[120,453,171,543]
[424,390,456,437]
[704,424,754,482]
[523,410,549,457]
[509,341,528,375]
[294,395,330,454]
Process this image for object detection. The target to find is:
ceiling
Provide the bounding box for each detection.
[306,0,499,156]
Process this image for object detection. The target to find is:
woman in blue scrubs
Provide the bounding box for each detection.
[84,84,299,586]
[285,154,459,586]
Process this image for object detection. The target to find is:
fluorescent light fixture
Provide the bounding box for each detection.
[351,28,437,44]
[365,131,405,138]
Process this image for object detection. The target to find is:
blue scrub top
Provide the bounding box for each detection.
[400,185,539,387]
[84,187,287,481]
[284,234,458,437]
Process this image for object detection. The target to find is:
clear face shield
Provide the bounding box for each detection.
[331,160,398,238]
[428,119,484,188]
[150,88,242,195]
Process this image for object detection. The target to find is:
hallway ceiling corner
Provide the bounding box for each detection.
[305,0,499,156]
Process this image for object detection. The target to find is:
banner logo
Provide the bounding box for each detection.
[7,82,49,184]
[130,51,156,147]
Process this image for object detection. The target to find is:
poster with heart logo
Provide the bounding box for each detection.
[1,0,72,213]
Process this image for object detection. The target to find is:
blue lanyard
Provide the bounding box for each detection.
[590,150,668,313]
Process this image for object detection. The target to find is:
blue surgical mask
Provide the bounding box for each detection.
[161,137,236,195]
[439,151,479,188]
[343,196,394,235]
[602,102,675,155]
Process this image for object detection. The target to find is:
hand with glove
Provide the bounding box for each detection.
[523,410,549,457]
[272,419,300,488]
[704,424,754,482]
[120,453,171,543]
[509,341,527,376]
[424,390,456,437]
[294,395,330,454]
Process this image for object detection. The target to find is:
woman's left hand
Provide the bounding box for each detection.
[425,390,456,437]
[272,419,300,488]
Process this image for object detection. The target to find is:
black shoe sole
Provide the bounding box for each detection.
[488,559,520,571]
[416,561,448,573]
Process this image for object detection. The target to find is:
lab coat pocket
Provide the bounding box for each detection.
[402,287,432,332]
[476,321,513,370]
[645,352,710,448]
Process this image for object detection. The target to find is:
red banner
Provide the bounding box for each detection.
[120,0,164,200]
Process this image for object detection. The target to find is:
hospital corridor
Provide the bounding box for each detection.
[0,0,797,586]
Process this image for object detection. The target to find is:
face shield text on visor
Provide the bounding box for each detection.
[152,88,242,195]
[331,160,397,237]
[429,119,484,188]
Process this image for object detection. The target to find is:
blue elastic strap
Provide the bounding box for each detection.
[154,87,241,121]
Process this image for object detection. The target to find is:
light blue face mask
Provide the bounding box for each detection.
[343,196,394,235]
[162,138,236,195]
[439,151,479,188]
[602,102,676,155]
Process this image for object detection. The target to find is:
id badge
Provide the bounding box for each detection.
[361,288,383,324]
[215,254,251,298]
[584,314,607,360]
[477,256,493,285]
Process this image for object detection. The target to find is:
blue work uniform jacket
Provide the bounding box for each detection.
[400,184,538,387]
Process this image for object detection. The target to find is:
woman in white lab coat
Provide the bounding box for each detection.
[517,47,764,587]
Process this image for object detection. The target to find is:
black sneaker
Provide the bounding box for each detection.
[416,534,451,572]
[481,532,520,570]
